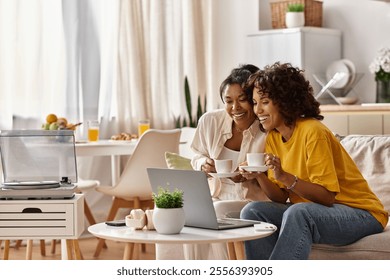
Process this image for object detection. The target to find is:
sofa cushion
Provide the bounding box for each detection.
[310,223,390,259]
[341,135,390,214]
[165,152,193,170]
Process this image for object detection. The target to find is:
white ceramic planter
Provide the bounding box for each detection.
[285,12,305,28]
[153,207,185,234]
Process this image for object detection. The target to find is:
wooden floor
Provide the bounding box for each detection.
[1,236,156,260]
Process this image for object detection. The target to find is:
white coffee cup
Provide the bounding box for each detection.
[247,153,265,166]
[214,159,233,173]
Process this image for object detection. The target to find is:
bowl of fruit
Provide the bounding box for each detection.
[42,114,82,131]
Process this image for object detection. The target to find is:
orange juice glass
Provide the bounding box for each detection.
[138,119,150,137]
[87,120,100,142]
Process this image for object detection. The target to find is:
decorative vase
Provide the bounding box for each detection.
[376,80,390,103]
[152,207,185,234]
[285,12,305,28]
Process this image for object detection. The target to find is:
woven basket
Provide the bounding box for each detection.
[270,0,323,29]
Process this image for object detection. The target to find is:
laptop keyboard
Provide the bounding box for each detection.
[217,220,234,226]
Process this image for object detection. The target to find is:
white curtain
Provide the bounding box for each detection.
[0,0,120,140]
[113,0,214,133]
[0,0,217,221]
[0,0,67,129]
[0,0,216,135]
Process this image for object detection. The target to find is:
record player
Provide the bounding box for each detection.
[0,129,77,199]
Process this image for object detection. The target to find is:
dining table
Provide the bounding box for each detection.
[75,140,137,185]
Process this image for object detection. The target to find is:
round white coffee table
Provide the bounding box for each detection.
[88,222,276,260]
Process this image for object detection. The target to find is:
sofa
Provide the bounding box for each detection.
[309,134,390,259]
[164,134,390,260]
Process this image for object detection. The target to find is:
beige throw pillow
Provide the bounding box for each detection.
[341,135,390,215]
[164,152,193,170]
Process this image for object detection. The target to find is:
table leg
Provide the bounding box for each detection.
[227,242,246,260]
[26,240,33,260]
[3,240,10,260]
[61,239,81,260]
[227,242,237,260]
[40,240,46,256]
[66,239,74,259]
[61,239,68,259]
[73,240,83,260]
[50,239,57,254]
[123,243,135,260]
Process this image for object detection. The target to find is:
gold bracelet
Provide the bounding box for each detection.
[287,175,298,190]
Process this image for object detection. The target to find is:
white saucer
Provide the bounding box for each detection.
[209,172,239,178]
[240,165,268,172]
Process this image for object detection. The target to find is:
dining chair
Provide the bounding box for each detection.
[178,126,196,159]
[93,129,181,258]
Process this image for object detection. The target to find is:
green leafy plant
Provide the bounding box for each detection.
[174,76,207,128]
[152,187,184,208]
[287,3,304,12]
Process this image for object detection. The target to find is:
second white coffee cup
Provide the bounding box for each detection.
[247,153,265,166]
[214,159,233,173]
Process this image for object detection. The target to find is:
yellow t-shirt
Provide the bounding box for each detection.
[265,118,388,228]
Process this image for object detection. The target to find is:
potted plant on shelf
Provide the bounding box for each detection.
[285,3,305,28]
[152,187,185,234]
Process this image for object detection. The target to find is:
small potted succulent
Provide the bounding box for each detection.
[285,3,305,28]
[152,187,185,234]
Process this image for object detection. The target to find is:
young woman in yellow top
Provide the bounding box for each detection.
[240,62,388,260]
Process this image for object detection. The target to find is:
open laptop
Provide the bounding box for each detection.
[147,168,260,230]
[0,129,77,199]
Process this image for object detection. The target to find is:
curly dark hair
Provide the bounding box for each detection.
[219,64,259,105]
[245,62,323,129]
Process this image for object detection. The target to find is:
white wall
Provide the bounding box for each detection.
[215,0,390,103]
[212,0,260,108]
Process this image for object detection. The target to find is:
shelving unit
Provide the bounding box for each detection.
[320,105,390,135]
[246,27,342,95]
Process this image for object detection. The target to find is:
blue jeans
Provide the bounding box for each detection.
[240,201,383,260]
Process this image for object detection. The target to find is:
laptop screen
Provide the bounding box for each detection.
[0,130,78,186]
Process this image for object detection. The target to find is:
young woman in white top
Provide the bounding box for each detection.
[184,64,268,259]
[192,64,268,204]
[157,65,268,260]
